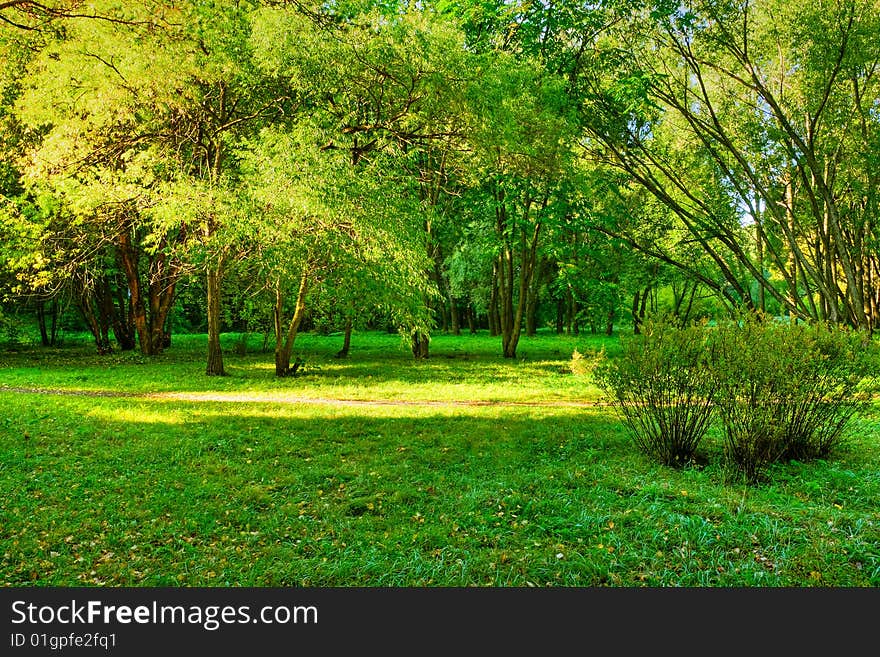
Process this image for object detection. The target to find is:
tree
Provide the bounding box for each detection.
[579,0,880,328]
[240,122,433,376]
[13,1,296,369]
[252,6,473,357]
[465,55,578,357]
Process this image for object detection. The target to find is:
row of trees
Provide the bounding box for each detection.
[1,0,877,373]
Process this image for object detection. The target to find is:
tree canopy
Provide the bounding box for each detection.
[1,0,877,366]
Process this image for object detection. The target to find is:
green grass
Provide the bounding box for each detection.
[1,329,878,586]
[0,329,612,402]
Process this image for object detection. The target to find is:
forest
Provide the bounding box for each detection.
[1,0,879,588]
[0,0,877,367]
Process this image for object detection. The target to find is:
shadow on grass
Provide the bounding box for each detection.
[4,393,879,587]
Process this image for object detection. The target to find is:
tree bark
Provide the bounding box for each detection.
[449,299,460,336]
[116,226,177,356]
[525,257,549,337]
[488,263,500,337]
[495,191,543,359]
[205,265,226,376]
[113,274,136,350]
[411,331,429,359]
[336,317,353,358]
[36,300,59,346]
[275,270,310,377]
[755,215,766,314]
[632,289,642,335]
[565,288,576,335]
[148,249,177,355]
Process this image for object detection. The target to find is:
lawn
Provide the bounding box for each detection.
[1,329,878,586]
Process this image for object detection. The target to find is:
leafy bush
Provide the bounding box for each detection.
[594,316,716,467]
[594,311,875,483]
[709,313,874,482]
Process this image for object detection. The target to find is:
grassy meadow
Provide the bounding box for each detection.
[1,329,878,586]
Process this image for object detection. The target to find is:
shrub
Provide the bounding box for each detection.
[708,313,873,483]
[593,316,716,467]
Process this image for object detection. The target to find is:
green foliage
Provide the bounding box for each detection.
[594,315,716,467]
[0,311,25,348]
[596,311,876,484]
[710,313,876,483]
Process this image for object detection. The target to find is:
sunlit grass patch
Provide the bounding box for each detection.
[0,330,609,402]
[86,405,188,425]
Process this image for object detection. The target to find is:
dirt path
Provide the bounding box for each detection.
[0,386,610,408]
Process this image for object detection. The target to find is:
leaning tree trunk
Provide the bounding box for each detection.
[205,265,226,376]
[147,250,177,355]
[275,271,309,377]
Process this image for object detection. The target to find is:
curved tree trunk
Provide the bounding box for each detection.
[275,270,309,377]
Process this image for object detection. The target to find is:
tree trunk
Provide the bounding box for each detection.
[113,276,136,350]
[147,251,177,355]
[411,331,429,359]
[449,300,460,336]
[525,283,539,337]
[565,288,575,335]
[117,233,153,355]
[275,271,309,377]
[681,283,698,324]
[498,249,517,358]
[336,317,353,358]
[488,264,500,337]
[36,301,54,346]
[76,295,112,354]
[756,217,766,314]
[525,257,549,337]
[496,195,542,359]
[205,265,226,376]
[632,290,642,335]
